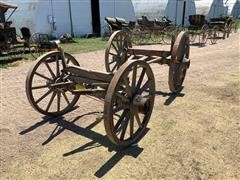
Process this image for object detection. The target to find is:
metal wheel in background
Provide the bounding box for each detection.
[26,51,80,116]
[104,60,155,147]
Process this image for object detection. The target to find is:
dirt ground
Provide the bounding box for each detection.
[0,32,239,179]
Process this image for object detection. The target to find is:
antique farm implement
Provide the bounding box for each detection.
[209,16,235,38]
[103,17,135,39]
[136,16,182,45]
[105,30,190,92]
[187,15,235,45]
[188,15,217,45]
[26,30,190,147]
[104,16,181,45]
[0,1,57,59]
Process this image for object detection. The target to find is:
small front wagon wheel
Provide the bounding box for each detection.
[26,51,80,116]
[104,60,155,147]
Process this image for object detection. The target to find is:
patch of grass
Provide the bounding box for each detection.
[0,38,107,68]
[60,37,106,54]
[235,19,240,29]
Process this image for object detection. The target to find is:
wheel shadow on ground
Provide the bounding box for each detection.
[0,57,23,65]
[19,111,145,178]
[155,87,185,105]
[190,42,206,48]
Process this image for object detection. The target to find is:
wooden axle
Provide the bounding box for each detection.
[64,65,113,83]
[128,48,171,58]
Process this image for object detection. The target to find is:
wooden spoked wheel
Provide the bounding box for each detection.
[131,28,140,45]
[169,31,190,93]
[105,30,131,73]
[233,22,238,33]
[26,51,80,116]
[163,26,175,45]
[136,28,151,45]
[101,24,112,41]
[200,25,209,45]
[224,23,230,38]
[104,60,155,147]
[210,26,219,44]
[150,29,161,44]
[189,31,197,42]
[29,33,45,59]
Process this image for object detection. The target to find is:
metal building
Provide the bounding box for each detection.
[132,0,196,27]
[195,0,229,19]
[132,0,239,26]
[228,0,240,17]
[4,0,135,37]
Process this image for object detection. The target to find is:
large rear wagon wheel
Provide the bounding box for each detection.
[26,51,80,116]
[169,31,190,93]
[105,30,131,73]
[104,60,155,147]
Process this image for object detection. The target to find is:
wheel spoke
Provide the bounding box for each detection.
[111,61,119,72]
[62,92,70,105]
[115,92,129,103]
[57,91,61,112]
[134,111,142,128]
[116,35,121,51]
[35,89,53,104]
[130,112,134,137]
[111,42,119,54]
[32,85,49,90]
[136,68,146,91]
[56,55,60,77]
[131,65,137,94]
[114,110,128,131]
[66,57,70,64]
[137,80,151,94]
[120,112,130,140]
[45,91,57,112]
[44,62,56,79]
[109,59,117,65]
[120,34,123,51]
[109,52,118,56]
[113,106,124,114]
[34,72,52,81]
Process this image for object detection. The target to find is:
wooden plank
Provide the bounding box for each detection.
[64,65,113,83]
[128,48,171,58]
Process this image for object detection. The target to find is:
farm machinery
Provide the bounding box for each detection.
[26,30,191,147]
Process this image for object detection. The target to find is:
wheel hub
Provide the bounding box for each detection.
[131,95,150,114]
[46,77,69,92]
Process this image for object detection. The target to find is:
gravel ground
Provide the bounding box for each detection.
[0,32,239,179]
